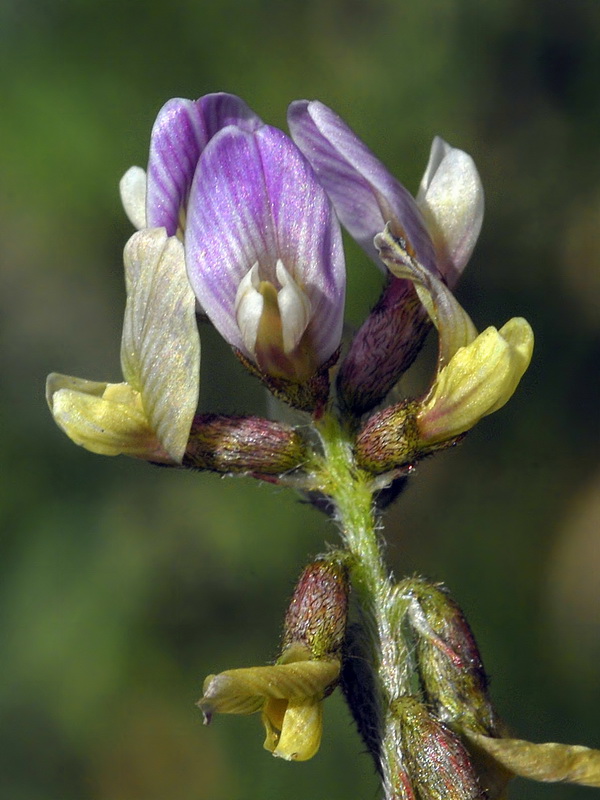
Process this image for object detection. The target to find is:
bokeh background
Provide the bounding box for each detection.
[1,0,599,798]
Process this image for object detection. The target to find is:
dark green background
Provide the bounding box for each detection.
[1,1,598,798]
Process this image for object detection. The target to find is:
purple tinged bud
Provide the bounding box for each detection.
[182,413,307,476]
[282,557,349,660]
[354,400,422,475]
[389,697,486,800]
[336,276,429,416]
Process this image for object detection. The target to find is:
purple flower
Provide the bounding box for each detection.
[184,123,345,383]
[121,94,346,391]
[120,93,263,236]
[287,100,483,285]
[287,100,484,413]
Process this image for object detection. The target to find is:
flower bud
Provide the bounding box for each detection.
[198,556,349,762]
[395,578,500,737]
[389,696,486,800]
[336,276,431,416]
[183,413,307,476]
[354,401,422,475]
[282,556,349,659]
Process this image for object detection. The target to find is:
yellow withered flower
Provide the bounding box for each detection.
[375,225,533,448]
[198,558,349,761]
[46,228,200,464]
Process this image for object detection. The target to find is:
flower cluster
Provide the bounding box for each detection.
[47,92,532,476]
[44,93,600,797]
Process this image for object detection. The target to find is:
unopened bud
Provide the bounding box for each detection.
[354,401,422,475]
[396,578,500,737]
[390,696,486,800]
[183,413,307,475]
[337,275,431,416]
[282,556,349,660]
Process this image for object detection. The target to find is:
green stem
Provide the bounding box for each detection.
[314,413,410,796]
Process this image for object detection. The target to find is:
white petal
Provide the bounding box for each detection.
[234,263,263,357]
[121,228,200,462]
[275,261,312,354]
[416,137,484,284]
[119,166,147,230]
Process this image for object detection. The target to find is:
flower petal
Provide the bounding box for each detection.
[288,100,436,272]
[417,319,534,444]
[375,225,478,364]
[46,375,168,460]
[271,697,323,761]
[121,228,200,463]
[467,732,600,788]
[199,659,339,717]
[146,94,263,235]
[119,166,147,229]
[416,137,484,285]
[185,125,345,366]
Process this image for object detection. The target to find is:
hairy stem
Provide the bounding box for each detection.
[314,413,411,796]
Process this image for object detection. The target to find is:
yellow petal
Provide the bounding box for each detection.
[271,697,323,761]
[46,374,168,460]
[418,318,534,444]
[121,228,200,463]
[467,732,600,788]
[198,659,339,716]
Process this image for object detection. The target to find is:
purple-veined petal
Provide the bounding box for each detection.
[146,93,263,235]
[185,124,345,367]
[416,136,484,286]
[288,100,436,272]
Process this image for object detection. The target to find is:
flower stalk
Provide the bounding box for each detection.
[311,413,415,789]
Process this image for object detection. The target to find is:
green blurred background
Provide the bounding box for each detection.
[1,0,599,798]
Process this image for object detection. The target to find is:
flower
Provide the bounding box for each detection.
[391,578,600,798]
[375,226,533,449]
[199,558,348,761]
[46,228,200,463]
[184,121,346,386]
[121,94,346,395]
[287,100,483,286]
[287,100,483,413]
[199,645,340,761]
[120,93,263,236]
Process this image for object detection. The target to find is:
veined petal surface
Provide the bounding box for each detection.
[288,100,436,271]
[121,228,200,462]
[271,697,323,761]
[185,124,345,366]
[416,136,484,285]
[46,375,168,460]
[375,225,478,364]
[418,319,534,444]
[147,93,263,235]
